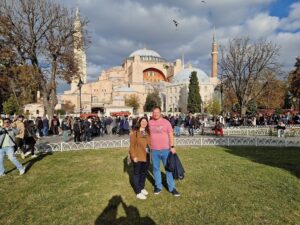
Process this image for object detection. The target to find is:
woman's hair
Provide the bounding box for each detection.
[136,117,150,135]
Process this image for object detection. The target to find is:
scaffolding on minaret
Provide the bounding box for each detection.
[71,6,87,92]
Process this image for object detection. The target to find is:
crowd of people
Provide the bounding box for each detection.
[1,111,299,144]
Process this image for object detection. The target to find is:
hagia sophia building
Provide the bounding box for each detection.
[24,8,219,117]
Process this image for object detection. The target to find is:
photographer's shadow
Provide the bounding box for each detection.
[94,195,156,225]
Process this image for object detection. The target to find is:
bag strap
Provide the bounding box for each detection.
[3,129,16,145]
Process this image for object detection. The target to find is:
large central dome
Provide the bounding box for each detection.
[129,48,161,58]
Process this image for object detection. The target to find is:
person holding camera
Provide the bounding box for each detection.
[0,118,26,177]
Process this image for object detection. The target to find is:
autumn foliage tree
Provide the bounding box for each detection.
[219,38,281,116]
[0,0,89,117]
[125,94,140,112]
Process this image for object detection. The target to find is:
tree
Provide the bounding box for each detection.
[3,95,21,115]
[144,91,161,112]
[0,0,89,119]
[187,71,202,113]
[219,38,280,116]
[206,97,221,116]
[256,73,286,109]
[288,57,300,109]
[125,94,140,112]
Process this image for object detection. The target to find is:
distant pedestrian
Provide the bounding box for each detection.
[42,116,49,136]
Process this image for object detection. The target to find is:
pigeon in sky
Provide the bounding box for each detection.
[201,1,206,3]
[173,19,179,30]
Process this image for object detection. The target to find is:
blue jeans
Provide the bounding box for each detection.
[0,146,24,175]
[62,130,69,142]
[43,127,49,136]
[151,149,175,192]
[188,126,194,136]
[175,126,181,136]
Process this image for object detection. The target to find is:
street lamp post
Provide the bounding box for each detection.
[77,78,83,114]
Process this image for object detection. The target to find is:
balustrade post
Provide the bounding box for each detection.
[61,142,63,152]
[285,139,287,147]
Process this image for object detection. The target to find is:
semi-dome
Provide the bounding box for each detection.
[172,67,210,84]
[129,48,161,58]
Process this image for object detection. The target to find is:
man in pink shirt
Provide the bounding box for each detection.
[149,106,180,197]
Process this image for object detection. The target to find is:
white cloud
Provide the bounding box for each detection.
[52,0,299,92]
[280,2,300,31]
[245,13,280,37]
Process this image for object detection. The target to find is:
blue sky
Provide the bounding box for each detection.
[56,0,300,93]
[270,0,297,18]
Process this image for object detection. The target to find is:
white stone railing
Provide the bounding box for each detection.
[36,137,300,152]
[179,126,300,137]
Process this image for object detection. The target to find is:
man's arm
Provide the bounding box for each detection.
[168,131,176,154]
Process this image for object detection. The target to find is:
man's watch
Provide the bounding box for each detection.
[170,146,175,148]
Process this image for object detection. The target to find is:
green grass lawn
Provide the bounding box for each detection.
[1,146,300,225]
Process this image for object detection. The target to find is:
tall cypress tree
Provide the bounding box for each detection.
[187,71,202,113]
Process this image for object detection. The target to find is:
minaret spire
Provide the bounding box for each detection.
[211,27,218,79]
[71,6,87,92]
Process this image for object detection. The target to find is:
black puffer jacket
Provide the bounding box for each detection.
[165,152,185,180]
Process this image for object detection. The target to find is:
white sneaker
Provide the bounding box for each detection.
[141,189,149,196]
[21,153,25,159]
[136,193,147,200]
[31,154,38,159]
[24,152,31,157]
[19,167,26,175]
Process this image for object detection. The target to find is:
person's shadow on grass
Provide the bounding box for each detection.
[224,146,300,178]
[94,195,156,225]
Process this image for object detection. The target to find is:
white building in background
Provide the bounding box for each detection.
[24,7,219,117]
[60,34,219,115]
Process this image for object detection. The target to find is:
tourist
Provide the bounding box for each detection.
[73,118,82,143]
[0,118,26,176]
[24,120,38,158]
[277,121,286,138]
[213,121,224,136]
[149,106,180,197]
[51,115,60,135]
[61,116,70,142]
[185,112,195,136]
[83,118,93,142]
[35,116,43,137]
[174,115,183,137]
[12,115,25,154]
[42,116,49,136]
[129,117,151,200]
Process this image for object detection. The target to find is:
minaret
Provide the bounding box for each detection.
[211,29,218,79]
[71,7,87,92]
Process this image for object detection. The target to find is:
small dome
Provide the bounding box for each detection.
[172,68,210,84]
[129,48,161,58]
